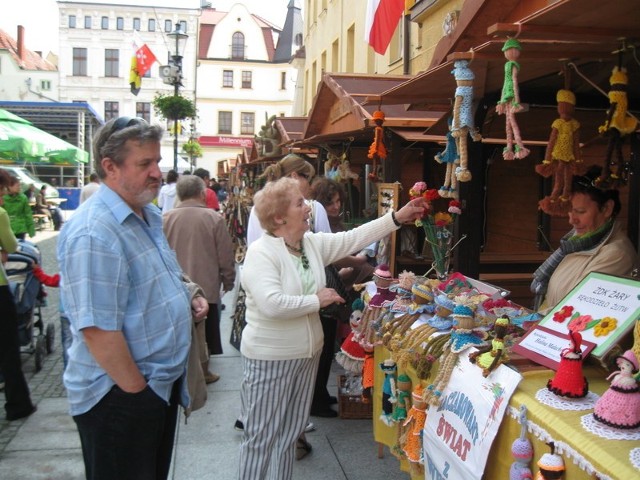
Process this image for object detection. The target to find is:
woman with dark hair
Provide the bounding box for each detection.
[157,169,179,213]
[0,169,36,421]
[531,165,638,310]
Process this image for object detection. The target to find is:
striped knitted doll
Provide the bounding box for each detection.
[451,59,482,182]
[596,66,638,188]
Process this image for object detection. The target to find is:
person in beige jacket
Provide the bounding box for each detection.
[164,175,236,383]
[532,166,638,311]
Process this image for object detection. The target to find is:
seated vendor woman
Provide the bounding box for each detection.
[531,166,638,312]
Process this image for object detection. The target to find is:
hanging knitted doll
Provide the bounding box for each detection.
[435,116,460,198]
[593,349,640,429]
[451,59,482,182]
[510,405,534,480]
[469,314,510,377]
[401,384,427,475]
[379,359,398,426]
[546,330,589,398]
[535,442,565,480]
[537,89,582,216]
[368,110,387,182]
[496,38,530,160]
[596,66,638,188]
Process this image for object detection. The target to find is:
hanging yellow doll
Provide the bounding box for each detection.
[536,89,582,216]
[596,66,638,188]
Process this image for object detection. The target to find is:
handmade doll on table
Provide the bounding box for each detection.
[496,38,529,160]
[546,329,588,398]
[536,89,582,216]
[469,314,510,377]
[593,349,640,429]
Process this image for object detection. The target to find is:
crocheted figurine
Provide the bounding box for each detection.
[361,346,375,403]
[469,314,510,377]
[496,38,530,160]
[423,304,484,406]
[537,89,582,216]
[401,384,427,475]
[596,66,638,188]
[593,349,640,429]
[451,59,482,183]
[391,374,412,423]
[428,293,456,330]
[510,405,533,480]
[535,442,565,480]
[380,359,398,426]
[357,264,396,348]
[435,117,460,198]
[335,301,366,374]
[386,270,417,314]
[546,330,588,398]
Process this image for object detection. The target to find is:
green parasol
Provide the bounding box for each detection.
[0,108,89,164]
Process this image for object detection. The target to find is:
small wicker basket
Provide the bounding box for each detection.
[337,375,373,419]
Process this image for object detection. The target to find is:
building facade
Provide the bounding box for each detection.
[196,2,302,175]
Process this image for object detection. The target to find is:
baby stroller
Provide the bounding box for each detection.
[6,240,55,372]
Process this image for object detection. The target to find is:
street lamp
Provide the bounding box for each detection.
[166,22,189,172]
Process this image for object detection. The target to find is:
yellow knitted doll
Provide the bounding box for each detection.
[596,66,638,188]
[536,90,582,216]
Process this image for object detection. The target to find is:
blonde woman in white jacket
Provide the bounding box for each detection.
[237,177,426,480]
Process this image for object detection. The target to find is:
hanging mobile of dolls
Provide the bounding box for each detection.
[451,59,482,183]
[496,38,530,161]
[596,66,638,188]
[536,89,582,216]
[367,110,387,182]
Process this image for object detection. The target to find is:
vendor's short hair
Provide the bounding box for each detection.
[176,175,205,201]
[253,177,299,233]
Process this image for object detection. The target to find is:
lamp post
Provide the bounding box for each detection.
[167,22,188,172]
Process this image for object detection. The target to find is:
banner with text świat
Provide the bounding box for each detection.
[423,349,522,480]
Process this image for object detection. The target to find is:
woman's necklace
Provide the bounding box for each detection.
[284,239,310,269]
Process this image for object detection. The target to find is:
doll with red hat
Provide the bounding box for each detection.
[547,329,589,398]
[593,349,640,429]
[335,299,366,374]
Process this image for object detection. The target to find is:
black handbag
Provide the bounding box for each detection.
[320,264,354,323]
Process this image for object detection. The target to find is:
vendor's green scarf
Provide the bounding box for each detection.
[531,218,614,304]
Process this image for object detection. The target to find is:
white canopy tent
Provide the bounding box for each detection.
[159,146,191,173]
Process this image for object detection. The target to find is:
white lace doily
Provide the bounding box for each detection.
[535,388,599,411]
[630,448,640,471]
[580,413,640,440]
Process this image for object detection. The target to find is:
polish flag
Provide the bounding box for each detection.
[365,0,405,55]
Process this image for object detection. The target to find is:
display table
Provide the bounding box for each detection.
[373,346,639,479]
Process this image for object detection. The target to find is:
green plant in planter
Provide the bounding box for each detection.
[182,139,202,158]
[152,93,197,121]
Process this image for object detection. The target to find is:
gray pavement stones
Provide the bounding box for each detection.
[0,229,407,479]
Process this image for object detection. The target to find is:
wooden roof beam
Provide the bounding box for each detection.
[487,23,637,43]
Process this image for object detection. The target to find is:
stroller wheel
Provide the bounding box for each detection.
[35,335,46,372]
[46,323,56,354]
